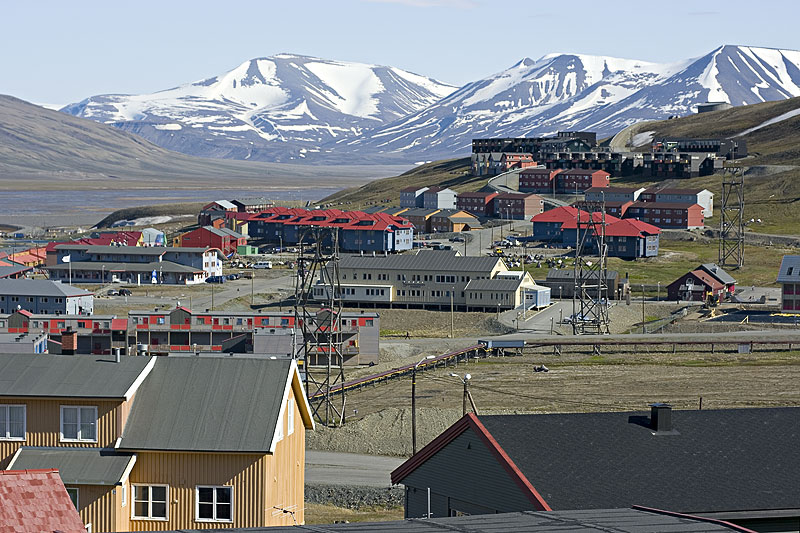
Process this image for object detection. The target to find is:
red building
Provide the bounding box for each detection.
[624,202,705,229]
[0,469,87,533]
[500,153,536,171]
[456,191,498,217]
[667,269,725,302]
[519,168,563,194]
[493,193,545,220]
[175,225,246,256]
[556,169,611,193]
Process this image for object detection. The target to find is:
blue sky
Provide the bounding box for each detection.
[3,0,798,106]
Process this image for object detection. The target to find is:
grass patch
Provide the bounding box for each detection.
[305,503,403,525]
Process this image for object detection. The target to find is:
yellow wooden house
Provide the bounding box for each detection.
[0,353,313,531]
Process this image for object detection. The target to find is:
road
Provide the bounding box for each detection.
[305,451,403,487]
[485,329,800,346]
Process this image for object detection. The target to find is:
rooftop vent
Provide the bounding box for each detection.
[649,403,672,432]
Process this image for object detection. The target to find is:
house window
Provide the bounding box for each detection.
[122,483,127,507]
[196,486,233,522]
[156,317,165,325]
[60,406,97,442]
[275,406,284,442]
[0,405,25,440]
[287,398,295,436]
[133,485,168,520]
[66,487,79,509]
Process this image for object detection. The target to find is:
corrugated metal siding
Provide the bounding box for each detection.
[0,398,123,469]
[401,428,537,517]
[128,451,268,530]
[265,395,306,526]
[66,483,116,533]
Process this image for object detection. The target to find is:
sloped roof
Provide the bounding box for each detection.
[698,263,736,285]
[0,279,92,298]
[340,250,501,273]
[629,201,704,210]
[777,255,800,283]
[688,269,725,290]
[605,219,661,237]
[466,278,523,291]
[559,169,610,176]
[0,353,154,399]
[119,357,310,453]
[0,469,86,533]
[9,448,136,486]
[44,261,203,274]
[477,409,800,513]
[530,206,581,223]
[394,409,800,516]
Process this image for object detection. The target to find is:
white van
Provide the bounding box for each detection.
[252,261,273,269]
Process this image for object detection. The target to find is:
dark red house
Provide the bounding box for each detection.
[519,168,563,194]
[456,191,498,217]
[556,169,611,193]
[667,269,725,302]
[175,226,246,256]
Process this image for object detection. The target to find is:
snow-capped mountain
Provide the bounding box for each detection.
[347,45,800,159]
[63,46,800,163]
[62,54,456,162]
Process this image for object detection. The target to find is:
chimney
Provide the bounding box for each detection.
[61,326,77,355]
[650,403,672,432]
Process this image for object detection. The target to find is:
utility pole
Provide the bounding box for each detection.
[450,373,475,417]
[412,355,434,455]
[211,282,215,310]
[251,267,255,307]
[450,288,454,338]
[642,284,646,334]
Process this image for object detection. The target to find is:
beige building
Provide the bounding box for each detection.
[314,250,536,311]
[0,353,313,531]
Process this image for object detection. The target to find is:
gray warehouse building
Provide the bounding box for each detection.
[0,279,93,315]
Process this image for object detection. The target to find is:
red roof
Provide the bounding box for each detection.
[530,206,581,223]
[560,211,621,230]
[520,168,562,176]
[604,218,661,237]
[111,318,128,330]
[689,269,725,290]
[0,469,86,533]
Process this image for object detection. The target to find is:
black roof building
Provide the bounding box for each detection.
[392,406,800,532]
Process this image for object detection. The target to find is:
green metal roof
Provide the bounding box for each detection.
[9,447,135,485]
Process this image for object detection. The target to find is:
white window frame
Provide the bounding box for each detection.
[121,483,127,507]
[195,485,233,523]
[66,487,79,509]
[275,405,284,442]
[132,484,169,521]
[60,406,98,443]
[0,404,26,440]
[287,398,295,436]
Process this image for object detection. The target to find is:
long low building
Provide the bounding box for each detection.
[0,279,93,315]
[43,244,223,284]
[313,250,538,311]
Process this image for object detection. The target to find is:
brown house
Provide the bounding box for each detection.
[667,269,725,302]
[492,193,544,220]
[0,353,313,532]
[456,191,498,217]
[429,210,481,233]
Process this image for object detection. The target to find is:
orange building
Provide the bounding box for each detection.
[0,353,313,532]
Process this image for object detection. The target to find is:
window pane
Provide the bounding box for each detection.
[151,502,167,518]
[134,485,149,502]
[151,486,166,502]
[80,421,96,441]
[216,487,231,504]
[198,502,214,519]
[216,502,231,520]
[0,409,6,437]
[62,422,78,440]
[198,487,214,503]
[9,406,24,438]
[80,407,95,424]
[134,501,148,517]
[62,407,77,424]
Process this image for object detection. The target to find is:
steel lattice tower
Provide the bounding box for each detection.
[719,166,745,269]
[294,227,346,426]
[572,200,611,335]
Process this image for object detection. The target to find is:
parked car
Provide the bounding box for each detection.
[252,261,273,269]
[226,273,240,280]
[449,236,465,243]
[107,289,120,296]
[118,288,132,296]
[206,276,226,284]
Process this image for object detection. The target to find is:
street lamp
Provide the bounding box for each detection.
[450,373,477,416]
[411,355,435,455]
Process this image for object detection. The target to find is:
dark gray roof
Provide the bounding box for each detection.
[340,251,501,273]
[0,265,31,278]
[777,255,800,283]
[0,353,153,399]
[43,261,203,274]
[546,268,620,281]
[152,508,754,532]
[55,244,214,254]
[119,357,294,453]
[9,447,135,485]
[400,208,440,217]
[204,226,244,239]
[699,263,736,285]
[466,278,522,291]
[232,197,268,206]
[0,279,92,297]
[480,408,800,514]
